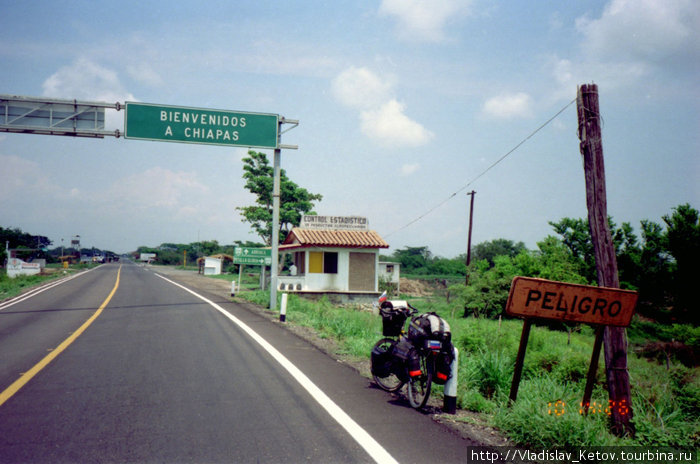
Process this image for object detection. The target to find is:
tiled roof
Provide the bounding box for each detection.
[283,228,389,249]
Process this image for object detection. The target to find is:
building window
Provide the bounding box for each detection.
[324,252,338,274]
[309,251,338,274]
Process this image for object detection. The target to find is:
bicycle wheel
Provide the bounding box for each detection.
[407,352,432,409]
[372,338,404,393]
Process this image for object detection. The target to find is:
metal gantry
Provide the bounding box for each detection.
[0,94,120,138]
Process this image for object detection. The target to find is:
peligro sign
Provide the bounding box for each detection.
[506,277,638,327]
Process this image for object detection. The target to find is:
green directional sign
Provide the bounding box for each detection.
[233,247,272,265]
[124,102,279,149]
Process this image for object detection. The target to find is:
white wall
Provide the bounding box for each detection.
[302,248,378,292]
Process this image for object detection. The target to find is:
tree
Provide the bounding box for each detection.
[450,256,519,318]
[0,226,52,263]
[391,246,432,273]
[637,219,672,312]
[472,238,526,267]
[549,217,643,287]
[663,203,700,324]
[237,151,323,245]
[548,218,596,281]
[515,236,588,284]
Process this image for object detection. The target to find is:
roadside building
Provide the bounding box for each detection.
[277,215,389,303]
[197,253,233,275]
[378,261,401,294]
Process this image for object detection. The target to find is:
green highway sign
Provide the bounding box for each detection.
[124,102,279,149]
[233,247,272,265]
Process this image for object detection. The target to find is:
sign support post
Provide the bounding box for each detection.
[577,83,634,436]
[269,117,299,311]
[508,318,532,403]
[270,126,282,311]
[582,326,605,414]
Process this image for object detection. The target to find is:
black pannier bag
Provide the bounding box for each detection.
[433,342,454,385]
[392,338,422,378]
[408,312,451,344]
[379,301,409,337]
[371,342,395,378]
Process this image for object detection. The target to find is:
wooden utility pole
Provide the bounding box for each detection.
[577,83,634,437]
[465,191,476,285]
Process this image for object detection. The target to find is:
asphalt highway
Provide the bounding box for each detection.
[0,262,474,463]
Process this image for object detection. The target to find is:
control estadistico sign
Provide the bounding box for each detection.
[506,277,638,327]
[124,102,278,149]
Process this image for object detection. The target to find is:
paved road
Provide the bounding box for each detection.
[0,262,474,463]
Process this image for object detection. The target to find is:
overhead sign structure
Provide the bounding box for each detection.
[233,247,272,266]
[506,276,638,327]
[124,102,279,149]
[2,93,298,312]
[0,94,112,138]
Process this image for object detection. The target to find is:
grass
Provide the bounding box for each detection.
[237,288,699,450]
[0,270,65,300]
[0,263,103,302]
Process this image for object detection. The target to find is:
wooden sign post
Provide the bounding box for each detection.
[577,83,635,437]
[506,277,638,408]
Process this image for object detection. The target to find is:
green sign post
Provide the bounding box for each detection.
[124,102,279,149]
[233,247,272,295]
[233,247,271,266]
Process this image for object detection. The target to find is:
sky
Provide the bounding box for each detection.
[1,0,698,256]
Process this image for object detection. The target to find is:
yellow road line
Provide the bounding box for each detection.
[0,265,121,408]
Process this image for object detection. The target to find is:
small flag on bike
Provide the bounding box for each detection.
[427,340,442,351]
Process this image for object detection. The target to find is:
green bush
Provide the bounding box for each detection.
[464,349,513,399]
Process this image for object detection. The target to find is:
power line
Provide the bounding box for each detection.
[383,98,577,238]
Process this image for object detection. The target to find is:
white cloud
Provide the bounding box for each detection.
[482,93,533,119]
[360,99,434,147]
[43,58,134,103]
[126,62,163,87]
[332,67,433,148]
[42,58,135,129]
[106,167,209,211]
[0,155,39,196]
[378,0,472,42]
[331,66,394,109]
[576,0,700,66]
[0,154,84,224]
[400,163,420,176]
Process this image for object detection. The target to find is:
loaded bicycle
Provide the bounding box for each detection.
[371,296,453,409]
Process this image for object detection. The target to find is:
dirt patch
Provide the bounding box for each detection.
[636,340,698,367]
[399,278,434,297]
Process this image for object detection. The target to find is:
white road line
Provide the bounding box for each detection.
[154,273,398,464]
[0,267,98,311]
